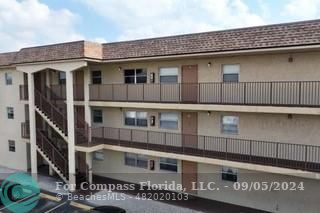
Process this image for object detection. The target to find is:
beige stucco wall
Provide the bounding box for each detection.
[88,51,320,83]
[197,163,320,213]
[0,68,29,171]
[92,149,182,189]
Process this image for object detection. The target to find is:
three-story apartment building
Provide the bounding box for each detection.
[1,19,320,212]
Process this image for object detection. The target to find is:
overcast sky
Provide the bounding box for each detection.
[1,0,320,52]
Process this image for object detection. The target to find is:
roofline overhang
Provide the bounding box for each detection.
[101,44,320,63]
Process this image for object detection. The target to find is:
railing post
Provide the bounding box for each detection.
[299,81,302,105]
[244,82,246,104]
[305,145,308,169]
[220,82,223,103]
[249,140,252,163]
[203,136,206,157]
[276,143,279,166]
[270,82,273,104]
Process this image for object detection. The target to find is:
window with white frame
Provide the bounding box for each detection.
[159,112,178,129]
[125,153,148,169]
[93,151,105,161]
[92,71,102,84]
[222,64,239,82]
[222,167,238,182]
[8,140,15,152]
[159,67,178,83]
[124,69,147,84]
[160,158,178,172]
[221,116,239,134]
[7,107,14,119]
[93,109,103,123]
[5,73,12,85]
[124,111,147,127]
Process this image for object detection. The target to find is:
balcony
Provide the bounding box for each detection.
[86,127,320,173]
[89,81,320,107]
[19,85,29,100]
[50,84,84,101]
[21,121,30,139]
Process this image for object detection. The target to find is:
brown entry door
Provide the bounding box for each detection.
[182,112,198,152]
[181,65,198,103]
[182,161,198,194]
[182,112,198,194]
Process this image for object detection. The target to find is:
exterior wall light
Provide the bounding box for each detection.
[208,62,212,67]
[118,66,122,71]
[150,115,156,126]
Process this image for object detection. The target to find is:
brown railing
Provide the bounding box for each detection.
[50,84,84,101]
[36,130,68,178]
[90,127,320,172]
[35,89,68,134]
[19,85,29,100]
[21,121,30,139]
[89,81,320,107]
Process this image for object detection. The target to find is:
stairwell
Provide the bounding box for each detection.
[34,87,90,184]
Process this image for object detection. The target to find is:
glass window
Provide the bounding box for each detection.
[5,73,12,85]
[93,151,104,161]
[93,109,103,123]
[8,140,15,152]
[160,67,178,83]
[125,153,148,169]
[125,111,147,127]
[7,107,14,119]
[58,72,66,85]
[137,155,148,169]
[222,167,238,182]
[222,64,239,82]
[160,158,178,172]
[92,71,102,84]
[221,116,239,134]
[160,112,178,129]
[125,153,137,167]
[124,69,147,84]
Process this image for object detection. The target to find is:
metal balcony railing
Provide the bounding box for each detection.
[89,81,320,107]
[88,127,320,173]
[50,84,84,101]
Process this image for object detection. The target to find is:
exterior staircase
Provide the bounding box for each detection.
[34,87,90,183]
[36,129,68,183]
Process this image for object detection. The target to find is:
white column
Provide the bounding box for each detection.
[66,71,76,190]
[86,152,93,184]
[28,72,38,180]
[83,67,92,142]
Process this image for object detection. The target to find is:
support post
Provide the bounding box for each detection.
[28,72,38,180]
[86,152,93,184]
[66,71,76,190]
[84,67,92,143]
